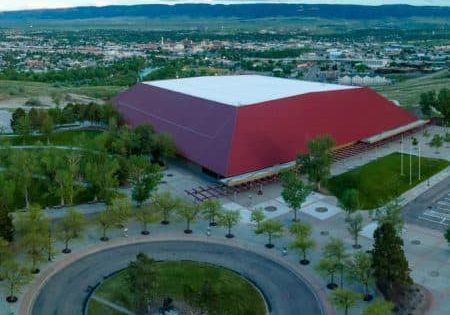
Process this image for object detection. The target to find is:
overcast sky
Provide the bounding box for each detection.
[1,0,449,12]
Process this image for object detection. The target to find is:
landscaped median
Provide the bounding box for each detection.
[327,152,450,209]
[87,260,267,315]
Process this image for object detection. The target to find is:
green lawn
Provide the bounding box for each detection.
[88,261,266,315]
[327,152,449,209]
[0,129,102,146]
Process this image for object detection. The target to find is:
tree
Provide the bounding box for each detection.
[84,154,120,202]
[135,206,156,235]
[339,189,360,220]
[152,191,181,225]
[0,175,15,241]
[16,115,32,143]
[52,169,73,207]
[436,88,450,123]
[362,298,394,315]
[43,226,56,262]
[289,223,316,265]
[10,107,26,133]
[330,288,361,315]
[419,90,436,117]
[347,251,374,301]
[151,133,177,166]
[429,134,443,153]
[128,155,162,207]
[1,260,32,303]
[281,170,311,221]
[201,199,222,227]
[297,135,335,191]
[445,228,450,246]
[218,210,241,238]
[15,206,49,273]
[375,199,403,234]
[444,132,450,148]
[0,237,13,280]
[40,114,54,144]
[65,153,81,205]
[315,257,339,289]
[57,208,87,253]
[256,219,284,248]
[250,208,265,230]
[323,238,349,288]
[347,213,364,249]
[8,150,38,209]
[372,222,412,295]
[127,253,158,314]
[95,209,116,242]
[95,198,131,241]
[130,123,155,155]
[177,202,201,234]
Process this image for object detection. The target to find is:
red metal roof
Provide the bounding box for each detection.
[226,88,416,176]
[115,84,417,178]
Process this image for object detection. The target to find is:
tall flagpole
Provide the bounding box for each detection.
[418,143,421,180]
[401,134,404,176]
[409,137,412,185]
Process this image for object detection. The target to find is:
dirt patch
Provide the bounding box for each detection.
[391,284,433,315]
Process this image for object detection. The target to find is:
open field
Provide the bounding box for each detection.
[328,152,450,209]
[0,80,125,107]
[376,70,450,108]
[88,261,266,315]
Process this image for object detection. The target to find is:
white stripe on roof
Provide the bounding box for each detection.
[144,75,359,106]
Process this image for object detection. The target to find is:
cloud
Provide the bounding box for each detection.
[1,0,449,12]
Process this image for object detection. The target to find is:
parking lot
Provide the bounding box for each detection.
[404,176,450,231]
[419,191,450,228]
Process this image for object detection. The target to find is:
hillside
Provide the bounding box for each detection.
[376,70,450,108]
[1,4,450,21]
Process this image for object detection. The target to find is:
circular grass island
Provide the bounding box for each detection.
[86,260,267,315]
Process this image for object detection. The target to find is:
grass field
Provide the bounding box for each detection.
[327,152,450,209]
[88,261,266,315]
[0,129,102,146]
[376,70,450,108]
[0,80,125,101]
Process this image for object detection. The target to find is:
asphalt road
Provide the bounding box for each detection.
[403,176,450,231]
[31,240,323,315]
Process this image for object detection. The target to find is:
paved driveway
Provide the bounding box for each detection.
[31,240,324,315]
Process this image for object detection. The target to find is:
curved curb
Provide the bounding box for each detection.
[18,235,335,315]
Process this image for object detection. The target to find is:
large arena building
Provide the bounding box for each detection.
[114,75,423,182]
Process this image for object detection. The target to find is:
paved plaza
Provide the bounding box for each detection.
[3,125,450,315]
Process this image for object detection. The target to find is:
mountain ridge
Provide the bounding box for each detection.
[1,3,449,20]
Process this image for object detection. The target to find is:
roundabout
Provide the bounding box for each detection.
[25,237,327,315]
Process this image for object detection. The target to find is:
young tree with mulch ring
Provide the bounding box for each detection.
[256,219,284,248]
[218,210,241,238]
[2,260,32,303]
[289,224,316,265]
[57,208,87,253]
[201,199,222,227]
[330,288,361,315]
